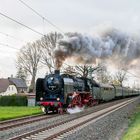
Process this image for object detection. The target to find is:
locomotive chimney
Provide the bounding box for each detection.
[54,70,60,75]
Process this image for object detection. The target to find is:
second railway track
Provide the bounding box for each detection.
[0,114,58,131]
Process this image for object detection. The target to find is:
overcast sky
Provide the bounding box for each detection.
[0,0,140,81]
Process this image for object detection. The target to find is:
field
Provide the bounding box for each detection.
[122,105,140,140]
[0,106,42,121]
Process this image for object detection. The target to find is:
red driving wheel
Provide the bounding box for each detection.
[88,99,94,107]
[72,94,82,107]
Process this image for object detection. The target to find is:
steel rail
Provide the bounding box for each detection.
[9,97,138,140]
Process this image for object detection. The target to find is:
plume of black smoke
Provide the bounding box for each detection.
[54,28,140,69]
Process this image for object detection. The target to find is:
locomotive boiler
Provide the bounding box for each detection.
[36,70,96,113]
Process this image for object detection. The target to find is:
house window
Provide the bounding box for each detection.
[12,87,13,90]
[9,87,10,90]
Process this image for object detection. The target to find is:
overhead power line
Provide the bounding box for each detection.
[18,0,64,34]
[0,12,44,36]
[0,42,19,50]
[0,31,26,43]
[126,71,140,79]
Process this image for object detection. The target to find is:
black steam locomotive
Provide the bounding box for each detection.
[36,70,140,114]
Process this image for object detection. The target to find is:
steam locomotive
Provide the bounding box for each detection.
[36,70,140,114]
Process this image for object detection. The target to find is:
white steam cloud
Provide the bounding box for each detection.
[67,106,85,114]
[54,28,140,69]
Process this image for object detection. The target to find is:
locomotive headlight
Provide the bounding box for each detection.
[57,97,60,101]
[40,97,43,101]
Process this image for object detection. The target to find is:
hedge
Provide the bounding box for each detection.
[0,95,27,106]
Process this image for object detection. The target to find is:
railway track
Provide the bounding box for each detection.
[0,98,131,132]
[8,97,138,140]
[0,114,58,131]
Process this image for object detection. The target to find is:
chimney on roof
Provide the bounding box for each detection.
[11,74,13,78]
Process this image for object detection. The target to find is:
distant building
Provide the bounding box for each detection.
[8,78,27,93]
[0,79,17,96]
[0,78,27,96]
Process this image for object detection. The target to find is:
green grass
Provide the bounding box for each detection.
[122,105,140,140]
[0,106,42,121]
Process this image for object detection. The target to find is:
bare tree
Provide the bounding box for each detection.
[16,40,42,92]
[40,32,63,73]
[96,63,112,83]
[65,32,81,37]
[111,78,122,85]
[114,68,127,86]
[75,65,100,78]
[63,64,100,78]
[62,65,77,76]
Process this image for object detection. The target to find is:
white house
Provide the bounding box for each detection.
[8,77,27,93]
[0,79,18,96]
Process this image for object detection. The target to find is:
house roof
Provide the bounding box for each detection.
[0,79,11,93]
[8,78,27,88]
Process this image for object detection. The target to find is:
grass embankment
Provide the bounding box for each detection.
[0,106,42,121]
[122,105,140,140]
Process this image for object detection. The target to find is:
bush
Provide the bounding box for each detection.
[0,95,27,106]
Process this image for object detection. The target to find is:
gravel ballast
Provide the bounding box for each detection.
[60,97,140,140]
[0,97,139,140]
